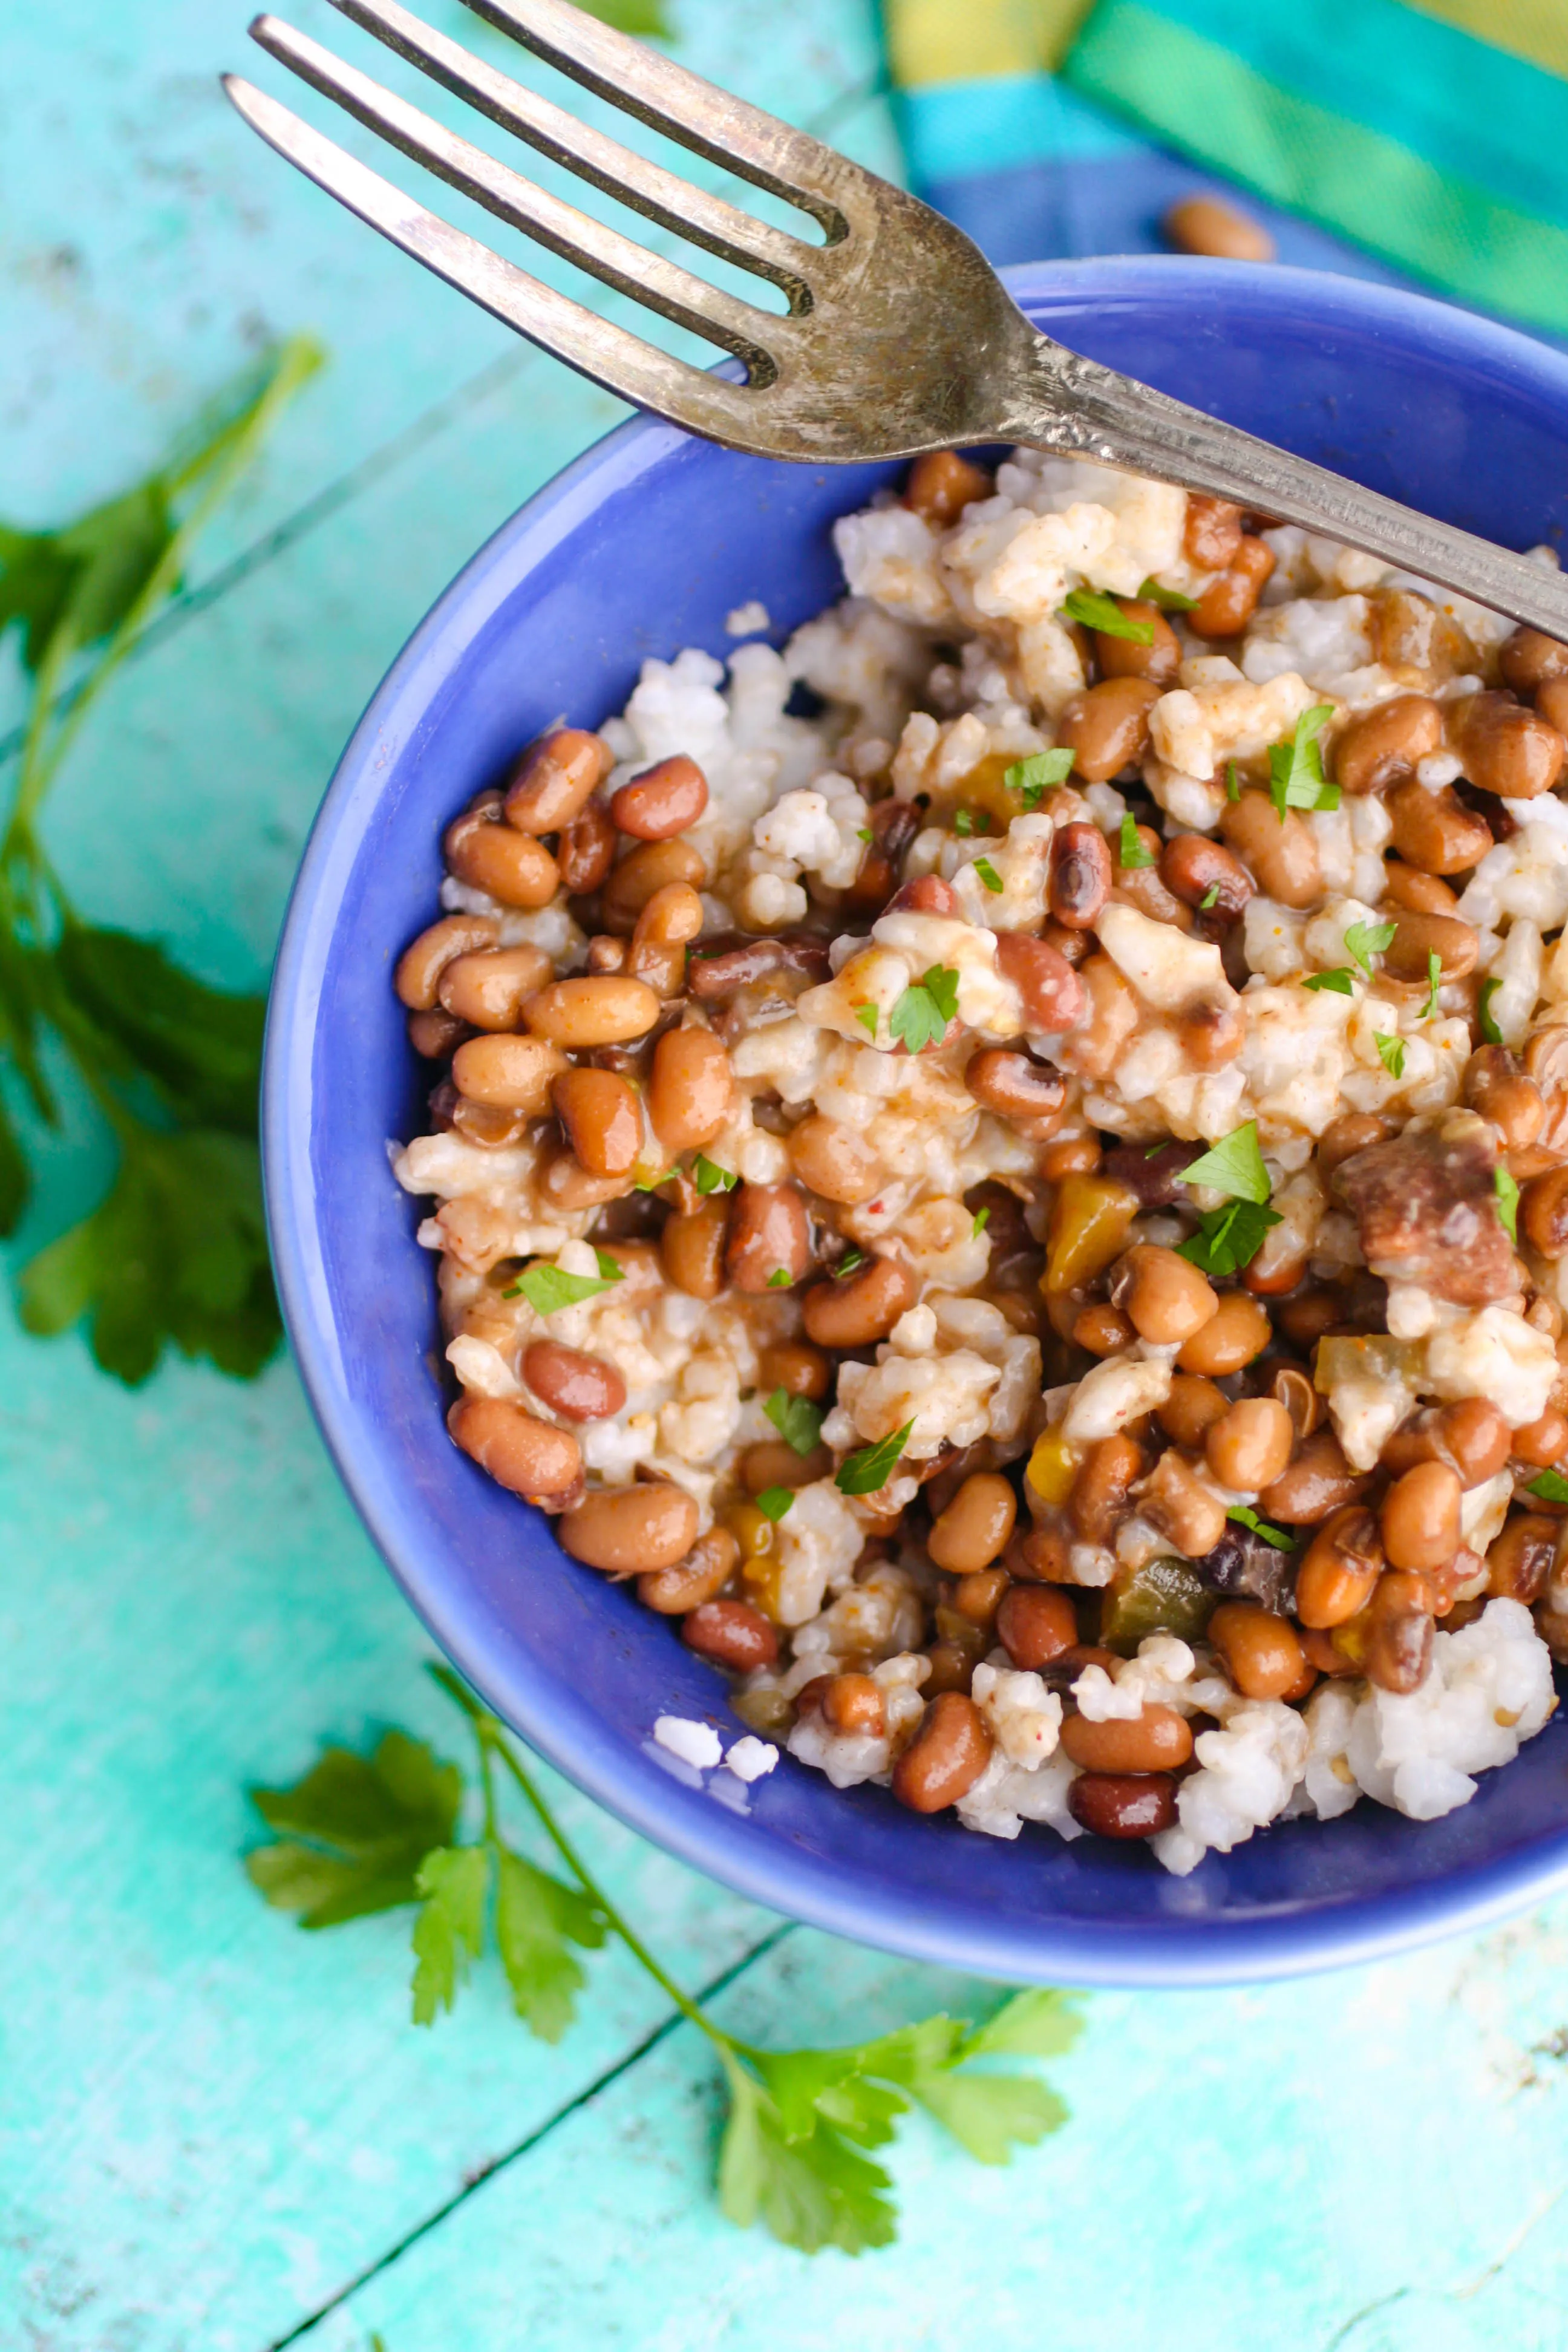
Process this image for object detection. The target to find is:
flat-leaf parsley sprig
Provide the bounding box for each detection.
[246,1665,1083,2253]
[0,338,321,1380]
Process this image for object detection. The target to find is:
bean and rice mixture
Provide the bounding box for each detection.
[392,446,1568,1875]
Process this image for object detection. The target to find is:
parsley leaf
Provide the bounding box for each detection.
[694,1155,737,1194]
[507,1255,624,1312]
[1267,703,1339,818]
[836,1419,915,1495]
[494,1847,607,2043]
[972,1206,991,1238]
[889,965,960,1054]
[765,1387,825,1455]
[1420,950,1442,1022]
[411,1845,490,2025]
[1302,968,1356,996]
[1374,1033,1405,1080]
[1227,1504,1294,1549]
[1345,918,1397,977]
[955,1988,1085,2059]
[1004,749,1075,809]
[854,1003,881,1040]
[953,807,978,837]
[1478,975,1504,1046]
[718,2060,898,2256]
[633,1168,676,1192]
[832,1246,867,1281]
[1136,577,1197,612]
[1527,1469,1568,1505]
[1060,587,1154,644]
[973,857,1004,894]
[1226,761,1242,803]
[1180,1120,1272,1204]
[245,1732,462,1928]
[1198,883,1220,911]
[756,1486,795,1522]
[1117,814,1155,870]
[1494,1165,1520,1244]
[1177,1200,1282,1278]
[54,923,266,1133]
[766,1267,793,1289]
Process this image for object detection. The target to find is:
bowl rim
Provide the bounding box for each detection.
[265,255,1568,1985]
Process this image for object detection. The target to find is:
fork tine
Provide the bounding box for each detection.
[222,76,760,442]
[247,17,789,377]
[463,0,861,238]
[325,0,816,308]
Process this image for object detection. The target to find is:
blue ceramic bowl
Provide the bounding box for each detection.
[266,256,1568,1985]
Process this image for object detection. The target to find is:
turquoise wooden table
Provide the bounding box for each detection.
[10,5,1568,2345]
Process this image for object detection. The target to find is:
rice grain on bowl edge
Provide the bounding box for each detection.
[390,445,1568,1877]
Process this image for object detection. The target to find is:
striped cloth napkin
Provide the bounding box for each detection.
[886,0,1568,339]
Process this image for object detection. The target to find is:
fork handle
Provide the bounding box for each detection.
[1002,338,1568,640]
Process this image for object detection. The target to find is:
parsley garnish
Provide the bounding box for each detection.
[1227,1505,1294,1550]
[0,339,321,1382]
[1302,969,1356,996]
[1226,760,1242,803]
[508,1250,625,1312]
[836,1419,916,1496]
[832,1247,867,1281]
[1177,1200,1282,1277]
[1267,704,1339,820]
[856,827,873,844]
[1494,1165,1520,1243]
[972,1207,991,1238]
[1198,883,1220,911]
[1060,587,1155,644]
[889,965,961,1054]
[694,1155,737,1194]
[755,1486,795,1523]
[1527,1469,1568,1505]
[854,1004,881,1040]
[1420,950,1442,1022]
[634,1169,676,1191]
[246,1667,1083,2253]
[1345,918,1397,978]
[973,857,1004,894]
[765,1388,825,1455]
[1136,577,1197,612]
[1180,1121,1272,1204]
[1478,976,1504,1046]
[953,807,987,837]
[1117,814,1155,871]
[766,1267,793,1289]
[1004,750,1076,810]
[1374,1033,1405,1080]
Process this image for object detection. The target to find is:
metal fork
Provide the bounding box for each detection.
[226,0,1568,635]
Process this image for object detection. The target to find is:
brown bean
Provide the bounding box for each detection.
[451,1032,566,1112]
[1184,494,1245,570]
[1465,1047,1544,1151]
[637,1526,739,1614]
[682,1598,778,1671]
[1160,834,1254,922]
[1068,1771,1178,1839]
[905,449,991,525]
[1383,910,1478,983]
[395,913,502,1009]
[1159,1373,1229,1449]
[786,1113,883,1204]
[802,1252,915,1347]
[1382,861,1458,916]
[994,930,1086,1032]
[1385,780,1493,874]
[661,1197,728,1298]
[561,1481,700,1572]
[1057,676,1162,783]
[1163,193,1275,262]
[1175,993,1246,1071]
[648,1026,734,1153]
[1073,1302,1135,1355]
[558,800,618,893]
[1260,1429,1365,1524]
[1220,789,1321,907]
[627,881,705,996]
[1069,1434,1146,1545]
[1296,1505,1384,1627]
[724,1181,811,1293]
[995,1583,1077,1670]
[1060,1704,1192,1774]
[1271,1367,1321,1443]
[603,838,707,932]
[1319,1112,1393,1183]
[503,727,612,834]
[611,754,709,841]
[552,1065,642,1177]
[928,1472,1017,1574]
[964,1048,1067,1131]
[1059,953,1141,1078]
[886,874,961,918]
[1437,1397,1514,1485]
[1501,628,1568,694]
[450,1393,583,1500]
[1514,1409,1568,1469]
[444,803,561,908]
[523,1340,627,1422]
[758,1340,831,1402]
[742,1439,829,1494]
[1175,1290,1272,1376]
[1206,1397,1295,1492]
[536,1143,633,1213]
[818,1673,886,1736]
[1114,1243,1218,1346]
[1332,695,1443,795]
[951,1567,1010,1628]
[1040,1135,1102,1179]
[890,1691,993,1812]
[1048,820,1114,929]
[1141,1448,1228,1557]
[1354,1569,1436,1693]
[409,1008,471,1059]
[524,976,661,1047]
[1208,1602,1306,1700]
[1094,601,1181,685]
[1522,1166,1568,1258]
[1458,690,1564,800]
[1188,535,1275,638]
[436,944,554,1031]
[1538,678,1568,738]
[1488,1513,1558,1602]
